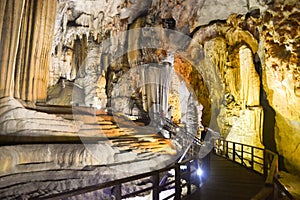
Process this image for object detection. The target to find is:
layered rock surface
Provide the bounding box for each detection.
[0,110,182,199]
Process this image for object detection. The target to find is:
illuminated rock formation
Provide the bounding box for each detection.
[239,45,260,108]
[0,0,82,136]
[259,2,300,173]
[0,0,57,102]
[1,0,300,198]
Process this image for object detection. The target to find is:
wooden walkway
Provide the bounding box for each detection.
[188,153,265,200]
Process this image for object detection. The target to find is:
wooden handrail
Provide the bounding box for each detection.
[214,139,265,173]
[34,143,201,200]
[264,149,278,185]
[33,138,291,200]
[214,139,293,200]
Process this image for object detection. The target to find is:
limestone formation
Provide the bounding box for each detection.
[0,0,86,141]
[0,0,24,99]
[239,45,260,107]
[0,97,81,136]
[0,0,57,102]
[184,12,269,160]
[173,55,211,126]
[1,0,300,198]
[259,2,300,174]
[0,140,169,199]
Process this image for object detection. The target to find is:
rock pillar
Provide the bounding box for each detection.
[0,0,57,103]
[0,0,25,98]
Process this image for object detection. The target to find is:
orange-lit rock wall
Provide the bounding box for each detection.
[173,55,211,126]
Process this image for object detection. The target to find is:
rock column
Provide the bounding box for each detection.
[0,0,57,103]
[0,0,25,98]
[0,0,81,137]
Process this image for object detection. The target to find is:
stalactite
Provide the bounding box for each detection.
[127,18,144,67]
[0,0,25,98]
[1,0,58,103]
[140,59,174,117]
[14,0,31,100]
[27,0,57,102]
[72,35,88,78]
[239,45,260,107]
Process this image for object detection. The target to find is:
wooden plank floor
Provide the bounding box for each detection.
[188,153,265,200]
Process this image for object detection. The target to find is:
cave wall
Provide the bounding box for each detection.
[1,0,300,179]
[259,2,300,173]
[47,0,300,174]
[48,0,265,121]
[189,1,300,173]
[186,14,265,150]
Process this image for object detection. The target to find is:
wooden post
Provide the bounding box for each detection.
[221,139,224,156]
[225,141,228,157]
[273,181,279,200]
[115,184,122,200]
[187,161,191,195]
[175,163,181,200]
[233,143,236,162]
[241,144,244,165]
[251,147,254,170]
[152,172,160,200]
[263,150,267,178]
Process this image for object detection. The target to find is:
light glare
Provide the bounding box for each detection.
[197,168,203,176]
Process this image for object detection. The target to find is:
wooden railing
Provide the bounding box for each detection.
[214,139,294,200]
[214,139,265,174]
[35,143,202,200]
[34,137,294,200]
